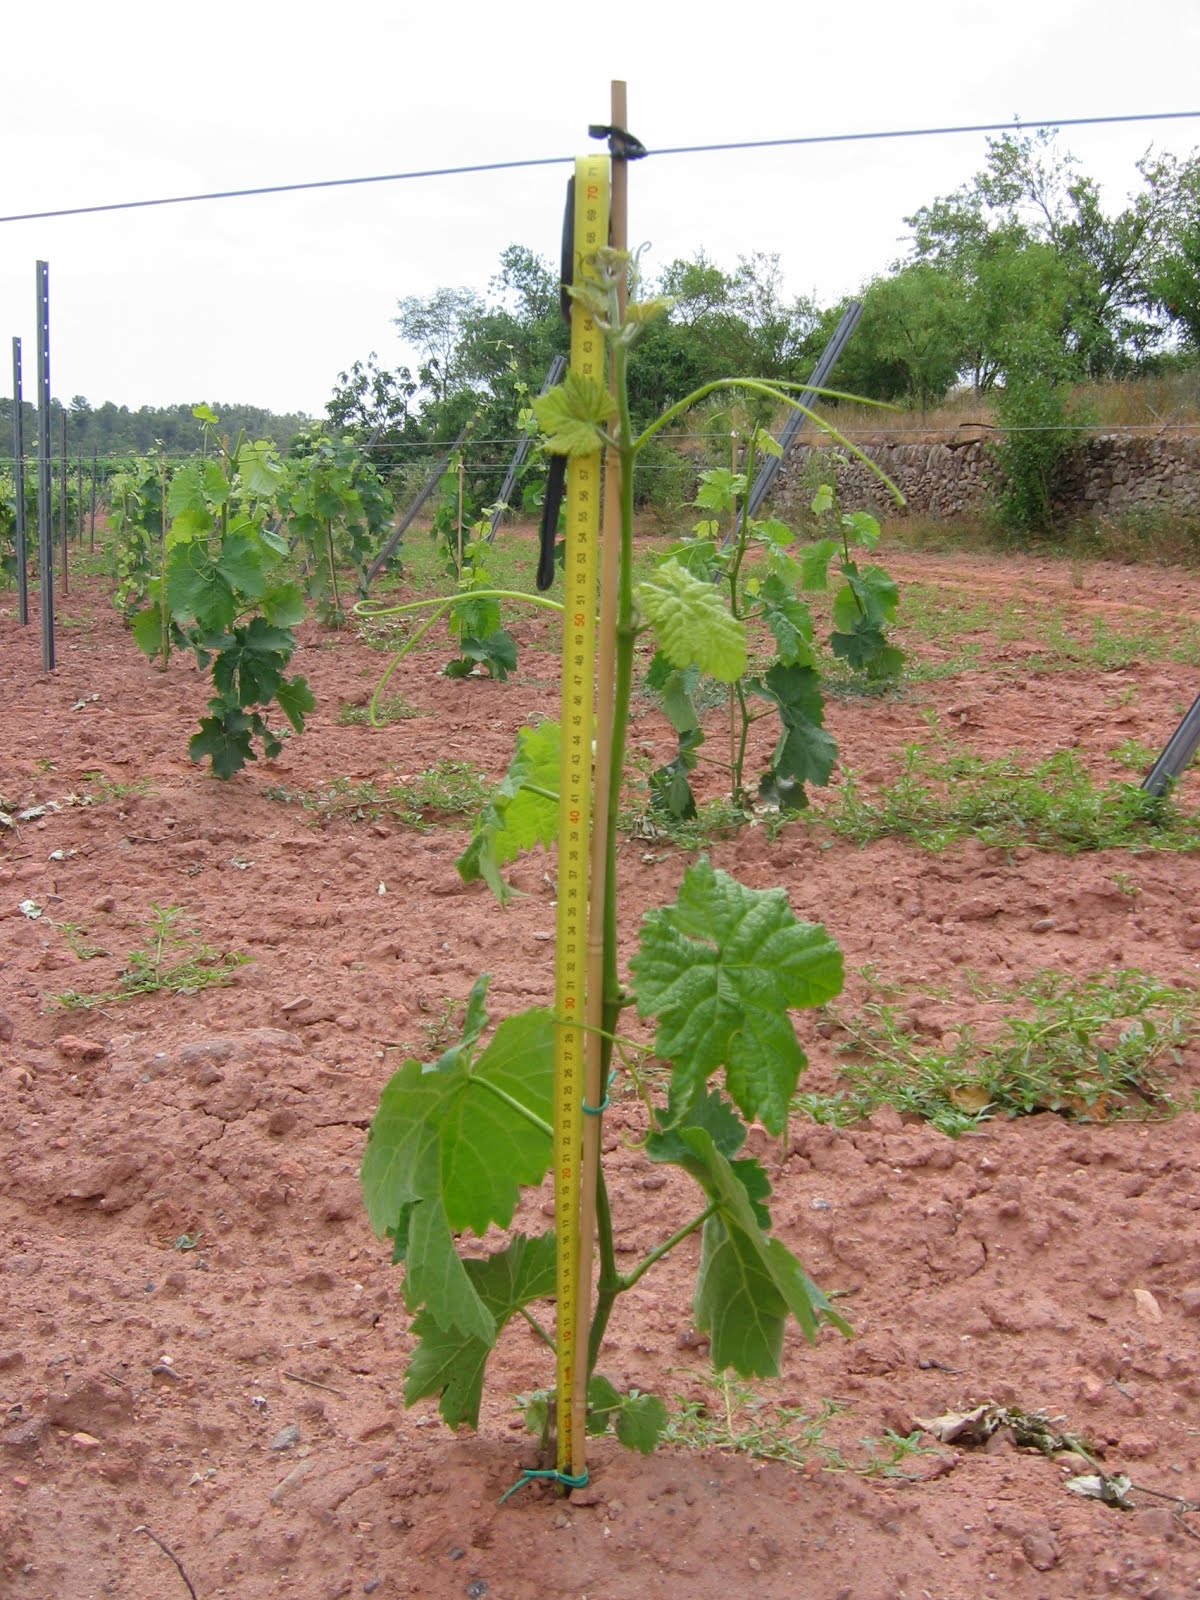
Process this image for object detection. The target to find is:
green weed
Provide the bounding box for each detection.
[796,969,1197,1135]
[56,922,108,961]
[336,694,420,727]
[265,760,490,830]
[820,742,1200,853]
[665,1375,933,1478]
[50,904,249,1011]
[76,771,154,805]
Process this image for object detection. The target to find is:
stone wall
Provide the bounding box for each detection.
[769,433,1200,523]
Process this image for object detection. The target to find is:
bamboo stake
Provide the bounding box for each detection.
[572,78,629,1478]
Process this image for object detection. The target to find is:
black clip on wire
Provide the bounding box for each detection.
[587,125,648,161]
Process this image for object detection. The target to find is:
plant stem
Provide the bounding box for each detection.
[357,589,563,621]
[618,1204,718,1292]
[725,434,757,803]
[472,1074,553,1139]
[584,329,642,1385]
[325,520,342,624]
[587,1169,621,1372]
[518,1306,558,1354]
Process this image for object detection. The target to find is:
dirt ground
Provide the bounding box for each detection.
[2,541,1200,1600]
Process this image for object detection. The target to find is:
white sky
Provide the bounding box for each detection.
[3,0,1199,419]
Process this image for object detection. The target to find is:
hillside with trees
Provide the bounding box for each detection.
[0,397,313,460]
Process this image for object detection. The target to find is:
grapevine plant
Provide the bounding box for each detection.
[0,470,16,584]
[132,406,315,778]
[427,453,520,680]
[108,454,166,617]
[277,428,393,627]
[647,455,904,819]
[360,251,898,1466]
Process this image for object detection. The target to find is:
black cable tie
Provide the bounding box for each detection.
[588,124,648,161]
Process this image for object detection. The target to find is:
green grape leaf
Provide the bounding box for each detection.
[645,1088,773,1229]
[615,1392,668,1454]
[831,623,884,671]
[646,655,701,736]
[636,560,746,684]
[131,605,166,659]
[679,1129,849,1375]
[166,548,234,632]
[625,296,673,326]
[361,999,555,1242]
[631,858,843,1134]
[586,1375,622,1436]
[694,468,745,515]
[238,440,285,499]
[456,721,560,904]
[759,576,815,668]
[167,459,227,521]
[843,509,880,548]
[405,1232,557,1429]
[810,484,834,516]
[757,663,838,793]
[275,674,316,733]
[212,619,294,707]
[403,1194,495,1343]
[446,630,518,682]
[649,739,700,820]
[532,372,615,458]
[799,539,838,592]
[453,592,502,641]
[216,534,269,601]
[188,705,255,778]
[755,516,793,545]
[832,566,899,631]
[261,523,289,557]
[583,1376,667,1453]
[261,581,307,628]
[665,539,722,583]
[167,508,213,544]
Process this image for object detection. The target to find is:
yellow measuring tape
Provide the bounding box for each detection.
[554,153,610,1478]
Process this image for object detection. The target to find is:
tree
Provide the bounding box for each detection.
[326,354,418,441]
[1147,153,1200,350]
[824,265,969,408]
[394,286,486,404]
[906,130,1188,383]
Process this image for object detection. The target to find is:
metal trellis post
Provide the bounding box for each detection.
[35,262,54,670]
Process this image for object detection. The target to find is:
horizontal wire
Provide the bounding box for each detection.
[2,110,1197,225]
[1,421,1198,472]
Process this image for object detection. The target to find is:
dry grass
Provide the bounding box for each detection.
[798,371,1200,444]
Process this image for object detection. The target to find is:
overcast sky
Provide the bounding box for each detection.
[3,0,1198,420]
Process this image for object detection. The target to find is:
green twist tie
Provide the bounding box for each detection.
[499,1466,589,1505]
[581,1069,617,1117]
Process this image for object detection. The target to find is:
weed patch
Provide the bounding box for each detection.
[50,904,249,1011]
[665,1376,933,1478]
[265,760,490,829]
[820,743,1200,853]
[336,694,420,727]
[796,969,1198,1135]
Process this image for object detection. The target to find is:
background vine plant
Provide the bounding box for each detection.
[132,405,315,777]
[644,448,904,820]
[278,427,393,626]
